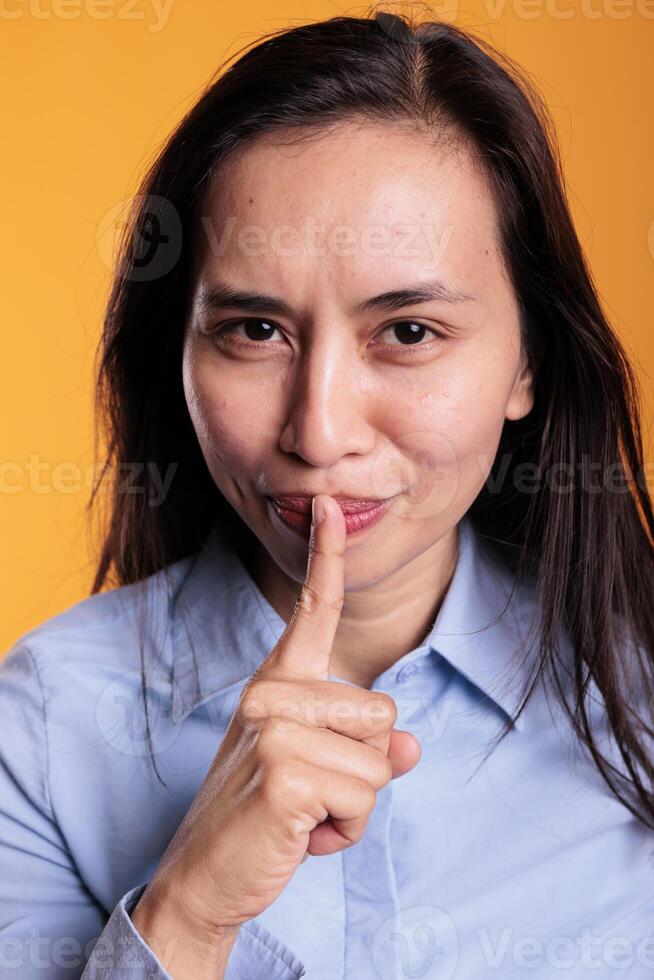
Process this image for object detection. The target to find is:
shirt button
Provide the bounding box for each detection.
[396,662,419,682]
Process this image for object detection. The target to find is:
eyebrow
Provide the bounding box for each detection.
[195,276,477,319]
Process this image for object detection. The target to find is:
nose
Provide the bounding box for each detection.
[279,340,375,466]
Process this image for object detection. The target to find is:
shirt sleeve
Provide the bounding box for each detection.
[0,642,306,979]
[83,883,307,979]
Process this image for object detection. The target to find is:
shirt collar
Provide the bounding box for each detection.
[170,514,540,730]
[419,516,540,732]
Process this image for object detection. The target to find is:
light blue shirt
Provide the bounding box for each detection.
[1,514,652,979]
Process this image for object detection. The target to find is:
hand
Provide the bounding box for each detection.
[132,494,421,952]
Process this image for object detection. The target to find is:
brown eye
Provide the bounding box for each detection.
[214,319,283,344]
[380,321,444,347]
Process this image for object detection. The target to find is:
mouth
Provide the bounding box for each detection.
[266,493,396,539]
[268,494,392,515]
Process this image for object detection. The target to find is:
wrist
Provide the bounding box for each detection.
[131,881,240,979]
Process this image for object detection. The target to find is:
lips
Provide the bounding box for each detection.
[269,495,390,515]
[267,495,394,539]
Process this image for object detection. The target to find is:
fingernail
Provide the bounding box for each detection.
[312,496,327,527]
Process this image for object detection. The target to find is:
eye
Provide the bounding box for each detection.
[377,320,444,349]
[212,319,283,347]
[209,317,445,352]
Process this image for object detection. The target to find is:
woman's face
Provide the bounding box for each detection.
[182,120,534,588]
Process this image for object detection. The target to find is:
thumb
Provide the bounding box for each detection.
[387,729,422,778]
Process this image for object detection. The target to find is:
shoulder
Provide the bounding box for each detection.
[0,552,194,741]
[0,552,199,822]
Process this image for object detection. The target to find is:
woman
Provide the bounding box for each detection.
[1,8,653,979]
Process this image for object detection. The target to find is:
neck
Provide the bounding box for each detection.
[246,523,460,689]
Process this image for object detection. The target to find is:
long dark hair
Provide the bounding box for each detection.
[88,6,654,827]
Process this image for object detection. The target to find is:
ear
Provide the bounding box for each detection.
[505,351,536,422]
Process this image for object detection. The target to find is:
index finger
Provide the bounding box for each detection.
[264,494,346,682]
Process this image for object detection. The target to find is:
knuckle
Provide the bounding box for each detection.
[237,685,267,725]
[296,582,344,615]
[309,539,346,563]
[265,758,312,804]
[254,722,281,762]
[255,717,300,761]
[368,692,397,729]
[295,583,317,615]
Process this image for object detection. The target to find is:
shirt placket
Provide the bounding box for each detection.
[341,777,400,979]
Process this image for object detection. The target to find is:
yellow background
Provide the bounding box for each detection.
[1,0,652,655]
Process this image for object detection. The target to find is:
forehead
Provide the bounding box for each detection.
[192,121,504,303]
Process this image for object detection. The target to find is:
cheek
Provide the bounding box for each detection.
[393,370,507,457]
[381,366,510,512]
[182,352,270,475]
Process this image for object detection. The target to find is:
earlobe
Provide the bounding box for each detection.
[505,363,535,422]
